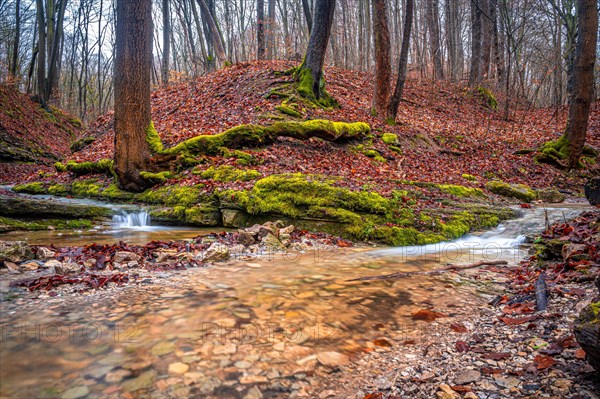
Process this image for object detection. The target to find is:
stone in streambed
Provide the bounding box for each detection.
[454,369,481,385]
[61,386,89,399]
[203,243,230,262]
[0,241,34,265]
[121,370,157,392]
[316,351,350,368]
[168,362,190,374]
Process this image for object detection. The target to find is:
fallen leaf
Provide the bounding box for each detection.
[450,322,468,333]
[534,354,557,370]
[482,352,511,360]
[411,309,446,322]
[455,341,470,353]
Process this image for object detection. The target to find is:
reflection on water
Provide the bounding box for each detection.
[0,204,592,398]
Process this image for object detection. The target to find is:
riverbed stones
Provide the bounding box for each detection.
[0,241,34,265]
[260,233,285,251]
[36,247,55,260]
[536,187,566,203]
[121,370,157,392]
[55,262,81,275]
[203,243,230,262]
[61,386,89,399]
[454,369,481,385]
[168,362,190,374]
[113,251,141,263]
[237,230,256,246]
[316,351,350,368]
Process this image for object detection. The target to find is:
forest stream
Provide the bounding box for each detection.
[0,202,591,399]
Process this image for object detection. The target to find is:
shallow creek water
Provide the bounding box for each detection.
[0,203,591,398]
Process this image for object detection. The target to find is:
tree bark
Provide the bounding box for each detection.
[563,0,598,168]
[301,0,336,100]
[10,0,21,80]
[387,0,413,121]
[469,0,482,86]
[267,0,276,59]
[426,0,444,80]
[114,0,154,192]
[162,0,170,85]
[257,0,266,59]
[35,0,46,103]
[301,0,312,33]
[44,0,67,103]
[372,0,391,115]
[197,0,228,66]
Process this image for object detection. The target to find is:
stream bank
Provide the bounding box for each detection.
[0,203,596,398]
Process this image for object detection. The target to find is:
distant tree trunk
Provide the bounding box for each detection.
[426,0,444,80]
[10,0,21,80]
[161,0,170,85]
[114,0,154,192]
[563,0,598,168]
[197,0,228,66]
[445,0,460,81]
[257,0,265,59]
[553,7,563,107]
[302,0,312,33]
[372,0,391,115]
[35,0,46,103]
[481,0,492,78]
[388,0,413,121]
[300,0,336,100]
[267,0,276,59]
[44,0,67,103]
[469,0,482,86]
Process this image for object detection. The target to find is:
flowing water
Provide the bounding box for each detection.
[0,203,592,398]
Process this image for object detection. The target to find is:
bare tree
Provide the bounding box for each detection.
[388,0,413,121]
[425,0,444,80]
[162,0,170,85]
[257,0,265,59]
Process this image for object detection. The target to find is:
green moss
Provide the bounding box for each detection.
[137,184,203,207]
[486,180,536,202]
[54,162,68,172]
[140,171,173,184]
[352,144,386,162]
[590,302,600,317]
[13,182,47,194]
[164,120,369,157]
[196,165,261,182]
[146,121,164,153]
[62,159,114,177]
[71,179,102,197]
[0,216,93,231]
[102,184,136,201]
[48,184,69,196]
[219,148,261,166]
[70,136,95,152]
[477,85,498,110]
[381,133,398,145]
[295,67,338,108]
[389,145,403,155]
[275,105,303,118]
[462,174,477,182]
[437,184,484,197]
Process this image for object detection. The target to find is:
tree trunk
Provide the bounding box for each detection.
[469,0,482,86]
[162,0,170,85]
[426,0,444,80]
[35,0,46,103]
[197,0,228,66]
[445,0,460,81]
[10,0,21,80]
[563,0,598,168]
[257,0,265,59]
[301,0,312,33]
[267,0,276,59]
[387,0,413,121]
[44,0,67,103]
[372,0,391,115]
[301,0,336,100]
[114,0,154,192]
[481,0,492,78]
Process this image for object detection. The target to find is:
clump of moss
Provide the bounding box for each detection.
[0,216,93,231]
[137,184,204,207]
[477,85,498,110]
[196,165,261,182]
[486,180,536,202]
[13,182,47,194]
[150,204,221,226]
[55,159,114,177]
[389,145,402,155]
[140,171,173,184]
[437,184,484,198]
[295,67,338,108]
[381,133,398,145]
[352,144,386,163]
[70,136,95,152]
[146,121,164,153]
[462,174,477,182]
[219,148,261,166]
[48,184,68,196]
[71,179,103,197]
[275,104,303,118]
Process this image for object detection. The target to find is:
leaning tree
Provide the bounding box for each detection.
[113,0,155,191]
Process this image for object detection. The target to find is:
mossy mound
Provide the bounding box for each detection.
[54,159,114,177]
[477,85,498,110]
[535,135,598,168]
[381,133,399,145]
[0,216,93,231]
[486,180,536,202]
[195,165,261,182]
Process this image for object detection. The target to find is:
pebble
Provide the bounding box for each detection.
[316,351,350,368]
[168,362,190,374]
[454,369,481,385]
[61,386,89,399]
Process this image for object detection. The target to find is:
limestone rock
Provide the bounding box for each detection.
[36,247,55,260]
[536,187,566,203]
[0,241,34,265]
[454,369,481,385]
[316,351,350,368]
[113,251,141,263]
[203,243,230,262]
[260,233,285,251]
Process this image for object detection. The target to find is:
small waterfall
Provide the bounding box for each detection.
[112,210,151,228]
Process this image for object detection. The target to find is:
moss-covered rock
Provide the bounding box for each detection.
[536,187,566,203]
[139,171,173,184]
[149,205,221,226]
[195,165,261,182]
[13,182,46,194]
[54,159,114,177]
[486,180,536,202]
[381,133,399,145]
[137,184,205,207]
[0,194,110,220]
[0,216,93,231]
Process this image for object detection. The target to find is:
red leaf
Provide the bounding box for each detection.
[450,323,468,333]
[482,352,511,360]
[455,341,470,353]
[534,354,557,370]
[411,309,446,322]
